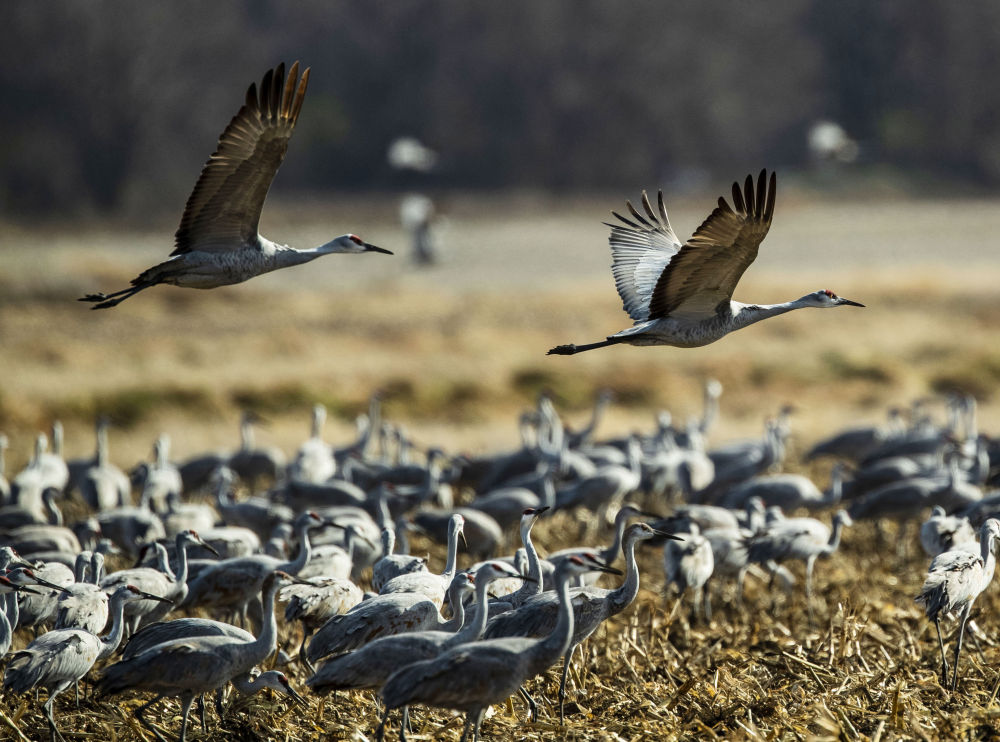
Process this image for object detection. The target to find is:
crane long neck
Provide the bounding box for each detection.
[731,299,813,332]
[608,535,640,614]
[3,591,18,635]
[230,672,277,695]
[244,578,281,667]
[441,523,460,580]
[281,523,315,575]
[601,513,629,564]
[441,582,467,632]
[512,519,543,604]
[97,594,130,660]
[452,577,494,643]
[978,532,997,587]
[0,594,12,648]
[537,567,577,664]
[824,518,847,557]
[96,424,109,467]
[173,536,191,588]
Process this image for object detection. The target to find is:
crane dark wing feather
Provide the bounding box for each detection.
[607,190,683,322]
[647,170,776,320]
[171,62,310,256]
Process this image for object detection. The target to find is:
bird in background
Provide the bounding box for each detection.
[79,62,391,310]
[548,170,863,354]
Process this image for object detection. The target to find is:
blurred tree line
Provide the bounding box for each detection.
[2,0,999,217]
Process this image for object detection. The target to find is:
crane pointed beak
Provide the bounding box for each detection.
[138,591,174,604]
[519,574,538,583]
[18,585,44,595]
[838,297,865,307]
[198,538,221,558]
[364,243,393,255]
[286,683,307,705]
[33,577,72,594]
[653,529,684,541]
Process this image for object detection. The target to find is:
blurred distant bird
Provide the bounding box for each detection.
[80,62,390,310]
[548,171,863,354]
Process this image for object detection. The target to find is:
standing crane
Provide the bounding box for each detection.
[916,518,1000,690]
[378,513,465,608]
[371,524,428,592]
[3,584,170,742]
[96,571,305,742]
[663,523,716,622]
[102,530,218,632]
[79,62,390,310]
[306,571,472,664]
[746,510,852,619]
[548,170,862,354]
[181,511,326,626]
[484,523,678,722]
[379,553,621,742]
[280,574,363,671]
[288,404,336,484]
[309,562,526,736]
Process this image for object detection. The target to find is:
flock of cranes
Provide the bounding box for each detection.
[0,383,997,740]
[1,60,991,740]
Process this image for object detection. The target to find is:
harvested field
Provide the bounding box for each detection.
[2,192,1000,741]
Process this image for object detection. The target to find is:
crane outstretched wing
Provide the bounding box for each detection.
[171,62,310,256]
[606,190,683,322]
[647,170,776,320]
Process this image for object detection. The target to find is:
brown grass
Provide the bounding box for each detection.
[2,194,1000,739]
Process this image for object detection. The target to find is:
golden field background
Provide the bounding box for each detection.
[2,188,999,467]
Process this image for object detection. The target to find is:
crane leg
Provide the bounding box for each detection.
[135,694,170,742]
[547,339,621,355]
[178,693,196,742]
[375,706,390,742]
[952,606,971,692]
[79,282,153,310]
[935,618,950,687]
[805,556,817,622]
[473,707,485,742]
[518,685,538,722]
[558,647,574,724]
[703,587,713,624]
[42,689,66,742]
[459,713,472,742]
[299,627,315,674]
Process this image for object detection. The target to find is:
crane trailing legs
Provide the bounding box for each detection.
[547,170,862,355]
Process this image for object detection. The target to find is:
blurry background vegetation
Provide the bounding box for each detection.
[3,0,1000,218]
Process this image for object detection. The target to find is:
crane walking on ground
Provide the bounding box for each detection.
[379,554,622,742]
[548,170,862,354]
[916,518,1000,691]
[96,571,306,742]
[79,62,390,310]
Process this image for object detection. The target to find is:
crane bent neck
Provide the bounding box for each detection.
[608,537,639,613]
[98,595,130,660]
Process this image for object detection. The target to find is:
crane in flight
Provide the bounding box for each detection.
[548,170,863,354]
[79,62,390,310]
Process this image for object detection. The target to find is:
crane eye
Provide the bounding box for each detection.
[349,234,364,245]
